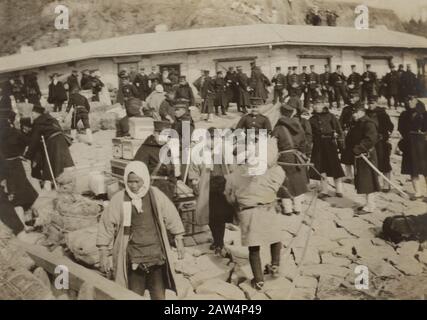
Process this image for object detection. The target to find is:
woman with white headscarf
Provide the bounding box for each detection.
[97,161,185,300]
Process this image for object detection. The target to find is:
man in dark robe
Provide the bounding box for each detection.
[214,71,228,115]
[47,73,67,112]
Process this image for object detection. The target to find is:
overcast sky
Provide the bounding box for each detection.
[328,0,427,20]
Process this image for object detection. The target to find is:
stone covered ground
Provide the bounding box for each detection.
[64,99,427,300]
[3,99,425,300]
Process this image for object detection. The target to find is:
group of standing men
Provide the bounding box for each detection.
[270,63,421,110]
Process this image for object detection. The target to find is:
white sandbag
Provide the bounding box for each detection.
[65,226,99,266]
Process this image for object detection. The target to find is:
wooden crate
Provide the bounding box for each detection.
[128,117,154,140]
[112,138,123,159]
[121,138,144,160]
[110,159,130,181]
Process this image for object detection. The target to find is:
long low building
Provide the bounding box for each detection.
[0,24,426,96]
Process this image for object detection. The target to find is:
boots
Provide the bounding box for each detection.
[85,128,93,145]
[335,178,344,198]
[358,193,376,214]
[71,129,77,142]
[411,175,423,200]
[319,173,329,199]
[281,199,293,216]
[344,165,354,183]
[382,172,391,192]
[43,181,52,192]
[293,194,304,215]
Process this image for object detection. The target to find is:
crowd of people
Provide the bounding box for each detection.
[0,59,426,299]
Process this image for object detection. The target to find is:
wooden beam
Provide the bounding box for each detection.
[17,241,144,300]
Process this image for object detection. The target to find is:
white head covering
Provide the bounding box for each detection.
[124,161,151,213]
[155,84,164,93]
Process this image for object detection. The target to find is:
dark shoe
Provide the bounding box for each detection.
[318,193,329,200]
[343,178,353,184]
[381,188,391,193]
[336,192,344,198]
[222,112,227,116]
[410,195,423,201]
[293,211,301,216]
[209,243,216,250]
[264,264,280,278]
[250,279,265,291]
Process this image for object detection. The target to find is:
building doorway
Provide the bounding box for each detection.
[417,59,427,97]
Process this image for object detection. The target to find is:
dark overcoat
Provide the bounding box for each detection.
[236,72,251,107]
[398,102,427,176]
[47,81,67,105]
[0,125,38,210]
[26,113,74,181]
[367,107,394,173]
[350,115,380,194]
[133,135,177,200]
[273,117,309,198]
[309,111,345,179]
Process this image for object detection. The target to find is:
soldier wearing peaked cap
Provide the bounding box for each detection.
[320,64,334,109]
[47,73,67,112]
[347,65,362,98]
[134,121,180,200]
[175,75,195,107]
[271,67,287,104]
[347,103,380,214]
[384,64,400,109]
[66,69,80,93]
[236,66,250,114]
[288,66,301,98]
[236,97,271,135]
[80,69,92,90]
[214,71,228,115]
[330,65,349,109]
[361,64,378,105]
[305,65,320,108]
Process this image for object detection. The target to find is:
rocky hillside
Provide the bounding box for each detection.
[0,0,413,57]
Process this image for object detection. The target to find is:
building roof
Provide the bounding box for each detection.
[1,24,427,74]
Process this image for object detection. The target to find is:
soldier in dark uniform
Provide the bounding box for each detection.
[1,78,16,111]
[213,71,228,116]
[0,110,38,213]
[133,67,150,101]
[400,64,419,108]
[159,90,176,124]
[249,62,270,102]
[200,70,216,122]
[236,66,250,114]
[366,98,394,192]
[80,69,93,90]
[320,64,334,109]
[66,87,92,144]
[299,66,309,102]
[225,67,238,106]
[331,65,348,109]
[309,101,345,198]
[340,93,362,182]
[305,65,320,108]
[47,73,67,112]
[288,66,302,98]
[148,66,161,92]
[24,106,74,191]
[24,72,42,107]
[236,97,271,135]
[175,75,195,107]
[67,70,80,93]
[296,107,313,158]
[397,64,405,106]
[361,64,378,105]
[90,71,104,102]
[134,121,179,200]
[119,75,139,105]
[173,101,195,142]
[11,76,25,103]
[398,97,427,200]
[347,65,362,98]
[383,64,400,109]
[271,67,287,104]
[348,104,380,214]
[273,104,308,215]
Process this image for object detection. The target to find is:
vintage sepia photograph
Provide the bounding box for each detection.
[0,0,426,306]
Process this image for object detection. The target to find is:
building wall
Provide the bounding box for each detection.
[2,46,426,100]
